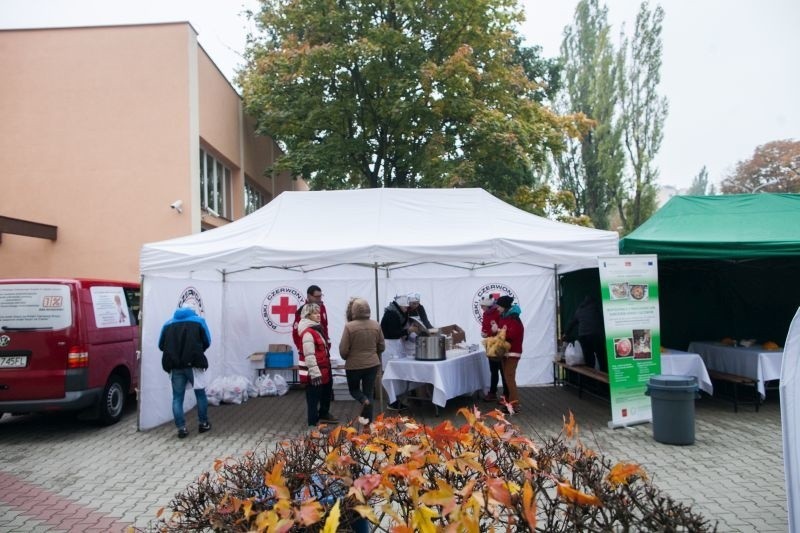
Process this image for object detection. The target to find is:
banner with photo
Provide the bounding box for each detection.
[598,255,661,428]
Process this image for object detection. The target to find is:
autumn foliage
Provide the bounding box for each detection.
[143,408,715,532]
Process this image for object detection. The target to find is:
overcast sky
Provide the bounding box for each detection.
[4,0,798,190]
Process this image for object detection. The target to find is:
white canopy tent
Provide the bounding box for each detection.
[138,188,619,429]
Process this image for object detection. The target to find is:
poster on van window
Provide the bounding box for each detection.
[0,283,72,329]
[598,255,661,429]
[90,286,129,328]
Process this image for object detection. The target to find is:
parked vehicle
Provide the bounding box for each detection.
[0,278,140,425]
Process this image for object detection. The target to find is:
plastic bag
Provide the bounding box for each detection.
[256,374,278,396]
[564,342,585,366]
[273,373,289,396]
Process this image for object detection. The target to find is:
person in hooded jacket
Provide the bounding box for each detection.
[479,296,504,402]
[297,303,337,427]
[159,304,212,438]
[340,298,385,423]
[493,295,524,414]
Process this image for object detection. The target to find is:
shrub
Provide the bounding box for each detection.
[142,407,716,531]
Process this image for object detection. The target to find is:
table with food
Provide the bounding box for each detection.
[382,327,490,414]
[687,339,784,398]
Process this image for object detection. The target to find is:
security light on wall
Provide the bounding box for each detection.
[170,200,183,214]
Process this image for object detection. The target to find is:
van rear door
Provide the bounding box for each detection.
[0,282,76,401]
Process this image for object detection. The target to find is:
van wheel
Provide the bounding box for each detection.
[99,375,126,425]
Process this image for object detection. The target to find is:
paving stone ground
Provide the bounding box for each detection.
[0,384,787,532]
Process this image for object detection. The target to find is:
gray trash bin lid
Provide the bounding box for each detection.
[647,374,698,391]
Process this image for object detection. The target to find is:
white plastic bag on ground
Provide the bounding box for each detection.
[273,373,289,396]
[256,374,278,396]
[564,342,585,366]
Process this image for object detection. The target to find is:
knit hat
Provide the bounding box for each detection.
[407,292,421,303]
[394,295,409,307]
[479,296,495,307]
[495,295,514,309]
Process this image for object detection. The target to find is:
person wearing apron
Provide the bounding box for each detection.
[380,294,411,408]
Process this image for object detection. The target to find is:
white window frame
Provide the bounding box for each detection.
[244,178,268,215]
[199,148,232,218]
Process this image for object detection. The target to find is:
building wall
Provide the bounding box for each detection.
[0,23,301,282]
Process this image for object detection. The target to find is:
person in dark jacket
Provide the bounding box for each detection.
[159,305,212,438]
[562,294,607,372]
[406,292,433,329]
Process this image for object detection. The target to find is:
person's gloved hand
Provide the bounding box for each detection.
[311,376,322,386]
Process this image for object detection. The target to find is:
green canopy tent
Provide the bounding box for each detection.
[617,193,800,350]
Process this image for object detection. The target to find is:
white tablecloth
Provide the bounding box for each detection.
[688,341,784,398]
[661,349,713,395]
[382,349,490,408]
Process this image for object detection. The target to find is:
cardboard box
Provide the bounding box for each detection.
[440,324,466,344]
[249,352,266,363]
[268,344,293,353]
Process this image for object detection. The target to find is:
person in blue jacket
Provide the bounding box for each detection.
[159,304,212,439]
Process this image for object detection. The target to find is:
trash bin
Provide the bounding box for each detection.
[645,375,700,445]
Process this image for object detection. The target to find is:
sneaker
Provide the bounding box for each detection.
[318,413,339,424]
[386,401,407,411]
[198,422,211,433]
[484,392,498,402]
[177,427,189,439]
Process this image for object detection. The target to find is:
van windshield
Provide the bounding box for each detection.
[0,284,73,331]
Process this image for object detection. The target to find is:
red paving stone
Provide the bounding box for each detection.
[0,471,132,533]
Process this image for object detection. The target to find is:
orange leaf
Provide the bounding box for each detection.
[563,410,577,439]
[485,476,513,507]
[607,462,647,487]
[522,481,537,528]
[155,507,164,518]
[557,481,602,507]
[354,473,383,497]
[297,499,323,526]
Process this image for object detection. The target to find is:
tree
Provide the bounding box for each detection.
[686,165,709,195]
[239,0,584,197]
[617,1,667,231]
[554,0,624,230]
[720,139,800,193]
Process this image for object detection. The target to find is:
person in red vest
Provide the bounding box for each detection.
[297,303,337,426]
[493,295,524,414]
[480,296,503,402]
[293,285,329,353]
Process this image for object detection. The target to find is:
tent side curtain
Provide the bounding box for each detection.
[620,193,800,259]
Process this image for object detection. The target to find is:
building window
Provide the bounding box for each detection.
[244,179,268,215]
[199,148,232,218]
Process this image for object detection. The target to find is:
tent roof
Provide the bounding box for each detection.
[620,193,800,259]
[141,188,619,274]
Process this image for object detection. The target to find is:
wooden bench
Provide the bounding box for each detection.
[707,370,760,412]
[553,360,609,400]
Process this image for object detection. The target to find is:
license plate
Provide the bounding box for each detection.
[0,355,27,368]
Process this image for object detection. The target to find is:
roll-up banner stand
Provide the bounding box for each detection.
[598,255,661,428]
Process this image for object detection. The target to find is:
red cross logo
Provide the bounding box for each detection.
[271,296,297,324]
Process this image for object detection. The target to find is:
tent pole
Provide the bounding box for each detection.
[554,266,562,352]
[136,274,145,431]
[374,263,385,409]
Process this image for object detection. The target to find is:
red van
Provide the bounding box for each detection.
[0,279,140,425]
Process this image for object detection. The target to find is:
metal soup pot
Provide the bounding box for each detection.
[415,335,446,361]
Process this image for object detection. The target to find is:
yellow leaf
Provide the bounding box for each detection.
[322,500,341,533]
[242,499,254,520]
[412,504,439,533]
[419,484,457,515]
[353,504,380,524]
